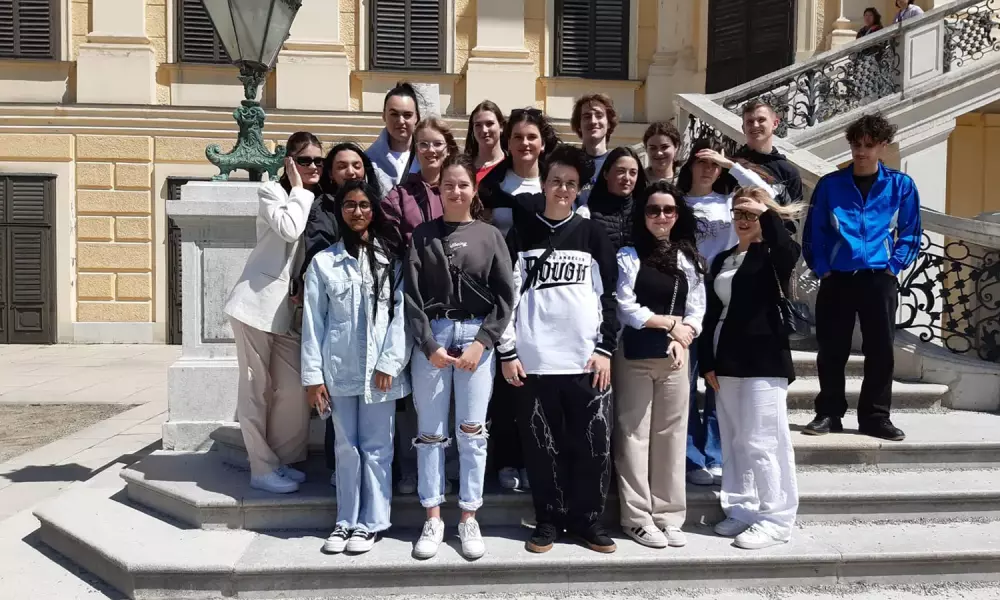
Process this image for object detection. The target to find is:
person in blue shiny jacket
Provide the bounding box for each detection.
[301,180,411,555]
[802,114,922,442]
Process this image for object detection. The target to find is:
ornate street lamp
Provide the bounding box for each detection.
[201,0,303,181]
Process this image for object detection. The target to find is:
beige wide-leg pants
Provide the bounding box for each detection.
[614,352,690,529]
[231,318,309,477]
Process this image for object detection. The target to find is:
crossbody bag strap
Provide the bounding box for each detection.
[519,216,584,296]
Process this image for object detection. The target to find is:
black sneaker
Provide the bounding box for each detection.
[345,528,377,554]
[859,418,906,441]
[802,415,843,436]
[573,523,617,554]
[525,522,560,553]
[322,525,351,554]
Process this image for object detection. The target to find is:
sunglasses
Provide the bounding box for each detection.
[294,156,324,168]
[644,205,677,218]
[731,208,759,222]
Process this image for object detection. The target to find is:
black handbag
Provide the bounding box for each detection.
[438,220,496,317]
[622,275,679,361]
[772,263,809,335]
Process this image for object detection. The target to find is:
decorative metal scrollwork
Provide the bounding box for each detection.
[944,0,1000,72]
[721,39,901,138]
[896,233,1000,362]
[683,115,740,158]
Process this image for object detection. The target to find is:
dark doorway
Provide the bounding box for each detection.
[0,174,56,344]
[706,0,796,94]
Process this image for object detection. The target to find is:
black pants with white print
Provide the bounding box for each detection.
[516,372,613,532]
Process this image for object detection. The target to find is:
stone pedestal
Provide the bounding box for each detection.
[76,0,156,104]
[163,182,260,451]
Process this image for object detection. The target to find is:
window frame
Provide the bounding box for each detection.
[553,0,631,81]
[369,0,448,73]
[0,0,62,61]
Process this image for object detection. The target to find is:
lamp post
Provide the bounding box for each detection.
[201,0,303,181]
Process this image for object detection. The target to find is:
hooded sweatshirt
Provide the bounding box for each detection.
[733,145,803,207]
[366,128,420,186]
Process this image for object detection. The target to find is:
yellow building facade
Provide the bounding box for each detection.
[0,0,973,344]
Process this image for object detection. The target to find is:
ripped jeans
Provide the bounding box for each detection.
[410,318,495,511]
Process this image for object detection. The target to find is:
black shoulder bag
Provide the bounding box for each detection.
[437,220,496,317]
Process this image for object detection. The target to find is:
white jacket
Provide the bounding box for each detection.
[224,182,314,334]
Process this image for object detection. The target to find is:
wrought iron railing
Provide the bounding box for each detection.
[944,0,1000,71]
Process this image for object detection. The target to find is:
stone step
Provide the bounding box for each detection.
[697,379,948,411]
[120,450,1000,532]
[790,351,865,378]
[33,487,1000,599]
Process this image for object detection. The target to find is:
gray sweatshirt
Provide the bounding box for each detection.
[404,218,516,357]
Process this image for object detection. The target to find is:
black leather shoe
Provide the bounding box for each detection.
[859,418,906,441]
[802,415,843,436]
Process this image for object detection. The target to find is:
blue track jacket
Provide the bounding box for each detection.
[803,163,922,278]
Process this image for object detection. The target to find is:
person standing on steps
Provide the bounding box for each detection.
[223,132,321,495]
[367,82,422,187]
[382,117,461,497]
[405,155,516,561]
[499,145,620,555]
[677,138,775,488]
[578,146,648,253]
[302,181,409,555]
[572,93,618,207]
[614,181,706,550]
[478,108,560,492]
[700,185,806,550]
[644,122,681,185]
[733,99,804,211]
[802,114,922,442]
[465,100,507,184]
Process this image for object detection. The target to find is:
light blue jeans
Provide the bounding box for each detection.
[330,395,396,532]
[411,318,495,511]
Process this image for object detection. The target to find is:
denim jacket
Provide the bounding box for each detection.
[301,240,411,403]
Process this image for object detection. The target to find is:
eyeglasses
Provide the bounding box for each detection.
[294,156,324,168]
[416,140,447,152]
[547,180,579,192]
[342,200,372,213]
[731,208,759,222]
[644,205,677,218]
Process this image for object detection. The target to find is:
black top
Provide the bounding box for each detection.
[733,146,804,206]
[586,188,634,252]
[293,193,341,296]
[853,172,878,201]
[633,265,688,318]
[698,209,800,382]
[478,156,545,231]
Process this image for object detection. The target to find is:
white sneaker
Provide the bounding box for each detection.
[329,471,337,488]
[519,468,530,490]
[398,473,417,495]
[687,468,714,486]
[498,467,520,490]
[458,518,486,559]
[322,525,351,553]
[250,470,299,494]
[624,525,668,549]
[708,466,723,485]
[714,517,750,538]
[734,524,787,550]
[413,518,445,559]
[664,526,687,547]
[277,465,306,483]
[345,528,377,553]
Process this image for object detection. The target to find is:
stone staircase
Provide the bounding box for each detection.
[30,350,1000,598]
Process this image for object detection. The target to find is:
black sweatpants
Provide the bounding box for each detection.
[516,372,613,531]
[815,270,897,422]
[487,371,524,471]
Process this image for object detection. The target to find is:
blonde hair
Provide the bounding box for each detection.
[733,185,807,221]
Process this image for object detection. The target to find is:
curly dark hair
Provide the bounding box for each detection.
[333,180,404,318]
[676,138,738,196]
[590,146,648,200]
[465,100,507,159]
[571,93,619,142]
[846,113,897,145]
[633,181,707,277]
[540,144,594,187]
[503,107,561,160]
[441,153,486,221]
[321,141,384,198]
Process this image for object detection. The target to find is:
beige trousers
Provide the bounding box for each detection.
[613,350,690,529]
[231,318,309,477]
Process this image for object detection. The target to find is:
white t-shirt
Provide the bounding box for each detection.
[688,192,738,267]
[713,250,745,351]
[495,171,542,236]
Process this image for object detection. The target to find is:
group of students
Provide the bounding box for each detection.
[221,81,923,560]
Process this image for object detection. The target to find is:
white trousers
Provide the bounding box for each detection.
[716,376,799,540]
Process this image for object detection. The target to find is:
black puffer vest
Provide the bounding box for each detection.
[586,190,634,252]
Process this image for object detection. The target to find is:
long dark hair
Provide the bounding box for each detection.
[589,146,648,204]
[864,7,883,26]
[633,180,706,276]
[676,138,737,196]
[502,108,560,163]
[279,131,322,193]
[441,154,486,221]
[465,100,507,159]
[333,180,404,318]
[321,141,384,198]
